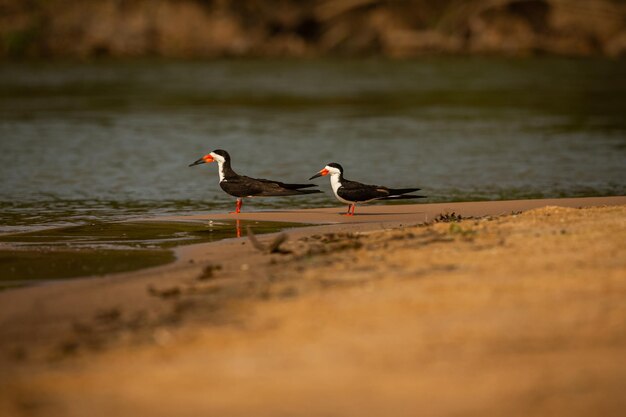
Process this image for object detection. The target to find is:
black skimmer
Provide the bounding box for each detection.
[189,149,321,213]
[309,163,425,215]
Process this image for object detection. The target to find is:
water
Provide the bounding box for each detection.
[0,220,307,288]
[1,58,625,232]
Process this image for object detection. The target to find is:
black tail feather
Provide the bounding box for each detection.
[260,189,323,197]
[388,187,421,195]
[380,194,426,200]
[282,183,319,190]
[296,189,323,194]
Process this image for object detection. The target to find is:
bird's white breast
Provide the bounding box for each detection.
[216,162,226,183]
[330,174,352,204]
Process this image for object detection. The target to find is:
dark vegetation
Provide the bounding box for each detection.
[1,0,625,59]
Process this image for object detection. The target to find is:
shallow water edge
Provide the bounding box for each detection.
[0,219,308,289]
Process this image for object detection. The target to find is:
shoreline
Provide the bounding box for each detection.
[1,196,625,416]
[1,196,624,339]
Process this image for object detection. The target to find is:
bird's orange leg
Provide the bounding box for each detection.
[342,204,356,216]
[230,198,243,214]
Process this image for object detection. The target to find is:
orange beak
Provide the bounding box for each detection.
[189,153,214,167]
[309,168,329,180]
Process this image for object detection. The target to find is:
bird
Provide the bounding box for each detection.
[189,149,321,213]
[309,162,425,216]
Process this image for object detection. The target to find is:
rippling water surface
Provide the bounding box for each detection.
[1,58,625,232]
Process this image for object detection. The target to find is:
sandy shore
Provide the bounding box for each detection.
[1,196,625,417]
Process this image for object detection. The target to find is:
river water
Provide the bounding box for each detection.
[1,58,625,232]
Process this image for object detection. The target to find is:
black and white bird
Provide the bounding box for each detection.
[309,163,425,215]
[189,149,321,213]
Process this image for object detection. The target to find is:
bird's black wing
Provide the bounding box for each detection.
[253,177,318,190]
[221,176,319,197]
[379,187,426,200]
[387,187,421,195]
[336,179,391,202]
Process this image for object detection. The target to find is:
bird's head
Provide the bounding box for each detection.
[309,163,343,180]
[189,149,229,167]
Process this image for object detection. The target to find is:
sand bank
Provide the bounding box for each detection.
[0,196,625,416]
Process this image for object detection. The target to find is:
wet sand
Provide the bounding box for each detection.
[0,196,625,417]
